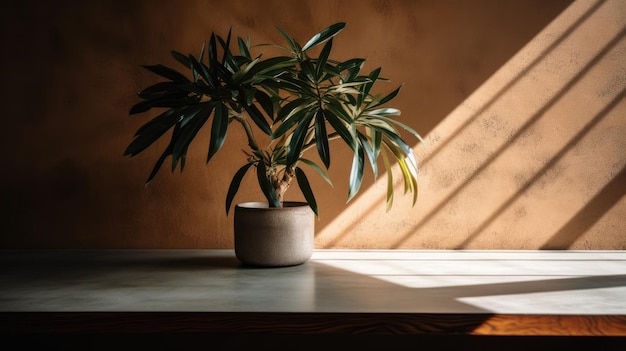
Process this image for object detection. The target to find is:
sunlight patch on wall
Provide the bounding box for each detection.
[316,0,626,249]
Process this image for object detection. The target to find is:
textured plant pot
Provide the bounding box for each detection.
[234,201,314,267]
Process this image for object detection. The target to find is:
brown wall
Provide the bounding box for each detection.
[1,0,624,249]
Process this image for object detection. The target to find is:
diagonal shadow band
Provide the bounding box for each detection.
[320,0,605,247]
[452,85,626,249]
[392,25,626,249]
[541,165,626,249]
[418,0,607,168]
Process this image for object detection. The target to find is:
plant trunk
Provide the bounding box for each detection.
[273,167,295,207]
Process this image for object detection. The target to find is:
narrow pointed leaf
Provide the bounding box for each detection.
[314,110,330,168]
[220,29,235,68]
[171,50,191,68]
[372,128,382,162]
[172,105,211,170]
[276,25,301,54]
[375,115,425,145]
[255,90,274,121]
[273,106,311,138]
[276,97,313,122]
[131,107,181,139]
[357,131,378,179]
[137,82,184,99]
[302,22,346,52]
[231,57,260,84]
[316,38,333,79]
[287,111,315,166]
[207,102,229,162]
[370,84,402,108]
[129,97,187,115]
[188,54,212,87]
[125,109,183,156]
[141,64,190,83]
[208,33,218,68]
[324,109,356,151]
[295,167,318,216]
[367,108,401,116]
[347,143,364,202]
[238,37,251,59]
[242,101,272,136]
[146,142,173,185]
[226,162,254,214]
[381,150,394,211]
[384,141,418,205]
[356,68,381,107]
[256,161,280,207]
[241,56,295,81]
[299,158,333,186]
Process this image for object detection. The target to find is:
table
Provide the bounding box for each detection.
[1,250,625,348]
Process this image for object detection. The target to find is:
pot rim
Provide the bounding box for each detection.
[235,201,309,209]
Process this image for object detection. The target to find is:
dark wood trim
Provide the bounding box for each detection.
[1,312,625,336]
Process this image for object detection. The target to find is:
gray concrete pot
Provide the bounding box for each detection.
[234,201,314,267]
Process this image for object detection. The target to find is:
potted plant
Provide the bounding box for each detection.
[125,23,422,266]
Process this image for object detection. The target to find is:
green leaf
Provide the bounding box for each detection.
[324,108,356,151]
[242,56,295,81]
[314,110,330,168]
[374,115,425,145]
[188,54,212,87]
[325,98,356,124]
[302,22,346,52]
[299,158,333,186]
[256,161,280,207]
[242,101,272,136]
[357,131,377,179]
[238,36,251,59]
[129,96,191,115]
[276,25,301,54]
[125,108,186,156]
[295,167,318,216]
[171,105,212,170]
[219,29,236,69]
[378,127,415,164]
[132,106,184,136]
[141,64,190,83]
[226,162,254,215]
[208,33,218,69]
[231,57,260,84]
[286,110,315,166]
[316,38,333,79]
[207,102,229,162]
[276,97,313,122]
[372,128,382,163]
[171,50,191,69]
[300,59,317,83]
[367,108,401,116]
[273,103,313,138]
[381,150,394,211]
[336,58,365,75]
[347,142,364,202]
[199,42,206,65]
[137,82,182,99]
[255,90,274,121]
[370,84,402,108]
[358,68,381,106]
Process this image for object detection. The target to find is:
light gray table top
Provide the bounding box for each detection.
[1,249,625,315]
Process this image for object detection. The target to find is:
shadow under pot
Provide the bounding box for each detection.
[234,201,314,267]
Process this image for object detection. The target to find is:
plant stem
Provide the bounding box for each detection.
[232,115,260,152]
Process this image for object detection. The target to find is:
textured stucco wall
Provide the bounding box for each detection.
[1,0,624,249]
